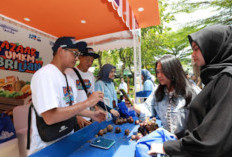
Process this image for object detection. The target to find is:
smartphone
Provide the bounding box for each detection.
[90,137,115,149]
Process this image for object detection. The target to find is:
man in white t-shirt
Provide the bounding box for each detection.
[118,77,128,101]
[65,45,100,128]
[29,37,105,155]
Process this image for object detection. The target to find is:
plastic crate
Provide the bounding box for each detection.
[136,91,152,97]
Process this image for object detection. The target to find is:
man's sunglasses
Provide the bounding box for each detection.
[63,48,80,57]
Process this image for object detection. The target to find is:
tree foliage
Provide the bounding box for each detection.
[141,0,175,69]
[170,0,232,26]
[95,0,231,83]
[164,0,232,67]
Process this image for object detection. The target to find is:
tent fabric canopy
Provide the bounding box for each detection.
[79,30,133,51]
[0,0,160,41]
[109,0,160,30]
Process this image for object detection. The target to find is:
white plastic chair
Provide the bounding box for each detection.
[13,104,30,157]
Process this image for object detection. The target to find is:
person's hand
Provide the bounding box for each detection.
[148,143,165,156]
[91,110,106,122]
[94,105,100,111]
[132,104,141,115]
[87,91,104,107]
[76,116,92,128]
[110,109,120,117]
[131,99,134,104]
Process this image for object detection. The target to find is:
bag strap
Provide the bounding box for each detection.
[72,68,112,112]
[27,104,41,150]
[27,104,32,150]
[72,68,88,94]
[64,74,79,131]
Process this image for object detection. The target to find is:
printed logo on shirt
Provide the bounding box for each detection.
[63,86,74,104]
[76,79,91,90]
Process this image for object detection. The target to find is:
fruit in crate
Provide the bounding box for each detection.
[15,92,31,99]
[2,82,14,91]
[20,84,31,94]
[13,80,25,91]
[0,90,23,98]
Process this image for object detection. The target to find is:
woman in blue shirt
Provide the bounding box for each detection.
[134,55,201,136]
[95,64,119,117]
[141,69,156,91]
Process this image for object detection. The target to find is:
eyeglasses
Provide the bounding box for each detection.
[63,48,80,57]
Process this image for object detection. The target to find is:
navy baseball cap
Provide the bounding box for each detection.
[75,41,88,52]
[52,36,77,52]
[81,47,100,59]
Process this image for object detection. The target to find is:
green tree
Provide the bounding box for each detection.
[170,0,232,26]
[96,50,119,68]
[141,0,175,69]
[162,0,232,66]
[116,48,133,78]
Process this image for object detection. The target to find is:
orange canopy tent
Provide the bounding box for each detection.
[0,0,160,40]
[0,0,160,100]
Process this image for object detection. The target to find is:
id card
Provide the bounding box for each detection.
[90,137,115,149]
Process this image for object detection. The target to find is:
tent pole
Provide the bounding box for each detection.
[132,17,142,103]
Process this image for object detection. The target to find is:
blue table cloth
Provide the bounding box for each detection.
[29,118,162,157]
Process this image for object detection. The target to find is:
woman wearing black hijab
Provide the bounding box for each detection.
[148,25,232,157]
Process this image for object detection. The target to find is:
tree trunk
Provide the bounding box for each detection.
[128,64,134,85]
[120,63,125,78]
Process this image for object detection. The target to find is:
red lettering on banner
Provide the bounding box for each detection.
[30,48,36,56]
[1,41,10,50]
[16,45,24,53]
[24,47,31,54]
[10,43,16,52]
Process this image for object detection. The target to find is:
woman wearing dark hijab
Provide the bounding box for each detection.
[149,25,232,157]
[95,64,120,117]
